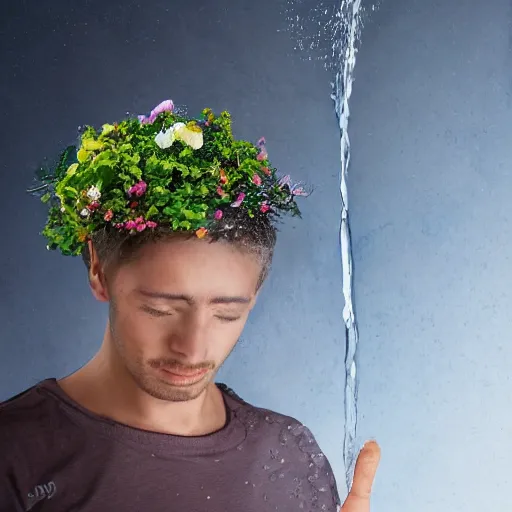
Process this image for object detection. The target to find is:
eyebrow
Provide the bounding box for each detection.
[136,289,251,305]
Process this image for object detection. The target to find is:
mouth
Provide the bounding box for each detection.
[158,367,209,386]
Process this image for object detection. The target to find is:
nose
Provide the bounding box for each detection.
[165,309,208,365]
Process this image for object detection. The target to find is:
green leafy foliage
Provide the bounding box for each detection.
[32,104,305,256]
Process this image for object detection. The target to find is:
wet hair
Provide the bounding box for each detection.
[82,206,277,289]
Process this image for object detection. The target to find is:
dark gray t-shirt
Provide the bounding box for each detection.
[0,379,340,511]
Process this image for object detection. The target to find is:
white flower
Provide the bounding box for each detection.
[155,126,176,149]
[174,123,203,150]
[87,185,101,201]
[80,208,91,218]
[154,122,203,150]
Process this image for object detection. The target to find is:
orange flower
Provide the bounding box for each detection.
[196,227,208,239]
[220,169,228,184]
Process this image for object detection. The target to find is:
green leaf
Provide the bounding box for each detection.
[147,205,159,218]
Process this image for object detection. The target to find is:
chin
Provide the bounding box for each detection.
[138,371,212,402]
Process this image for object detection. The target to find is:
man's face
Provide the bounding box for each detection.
[92,237,261,402]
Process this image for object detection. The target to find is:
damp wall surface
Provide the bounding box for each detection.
[0,0,349,498]
[349,0,512,509]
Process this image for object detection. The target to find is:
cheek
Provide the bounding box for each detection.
[112,306,169,355]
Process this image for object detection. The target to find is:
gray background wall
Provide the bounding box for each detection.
[0,0,348,499]
[350,0,512,509]
[1,0,511,510]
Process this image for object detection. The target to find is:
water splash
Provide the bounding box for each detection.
[330,0,363,490]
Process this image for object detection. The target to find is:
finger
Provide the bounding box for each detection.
[349,440,381,500]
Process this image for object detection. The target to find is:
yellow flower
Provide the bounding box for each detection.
[175,123,203,150]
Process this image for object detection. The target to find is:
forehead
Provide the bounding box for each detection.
[113,238,262,298]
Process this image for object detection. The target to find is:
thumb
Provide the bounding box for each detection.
[342,440,381,511]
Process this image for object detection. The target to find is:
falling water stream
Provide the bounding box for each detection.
[284,0,367,492]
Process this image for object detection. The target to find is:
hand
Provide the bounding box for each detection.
[341,440,381,512]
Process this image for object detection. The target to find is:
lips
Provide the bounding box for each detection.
[162,367,208,377]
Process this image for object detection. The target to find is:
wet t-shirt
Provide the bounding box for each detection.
[0,379,341,511]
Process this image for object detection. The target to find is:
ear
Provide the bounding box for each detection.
[87,240,110,303]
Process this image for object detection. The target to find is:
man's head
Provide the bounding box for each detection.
[84,207,276,402]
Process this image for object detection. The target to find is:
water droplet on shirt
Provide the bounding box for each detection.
[280,458,285,464]
[269,471,279,482]
[237,444,244,451]
[207,496,211,500]
[263,464,271,471]
[270,449,279,459]
[245,481,249,485]
[263,493,268,501]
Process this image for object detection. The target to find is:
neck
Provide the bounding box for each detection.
[58,330,226,437]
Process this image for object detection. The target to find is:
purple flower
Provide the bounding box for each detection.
[138,99,175,124]
[214,209,223,220]
[127,181,147,197]
[231,192,246,208]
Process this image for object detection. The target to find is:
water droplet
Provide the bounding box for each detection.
[263,494,268,501]
[270,449,279,459]
[280,458,285,464]
[245,481,249,485]
[263,465,271,471]
[269,471,279,482]
[299,501,305,509]
[237,444,244,451]
[214,459,220,463]
[279,473,285,479]
[207,496,211,500]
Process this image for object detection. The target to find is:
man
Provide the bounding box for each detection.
[0,100,379,511]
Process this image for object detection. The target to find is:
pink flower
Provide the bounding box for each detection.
[260,203,270,213]
[136,223,146,232]
[231,192,245,208]
[278,175,292,188]
[217,186,227,198]
[114,223,124,229]
[128,181,147,197]
[214,209,223,220]
[261,166,271,175]
[256,137,268,161]
[125,220,137,230]
[146,221,158,229]
[104,210,113,221]
[135,217,145,224]
[138,100,175,124]
[252,174,262,186]
[87,201,100,211]
[291,185,308,197]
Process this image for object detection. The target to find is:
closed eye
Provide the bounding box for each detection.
[216,316,241,323]
[141,306,172,317]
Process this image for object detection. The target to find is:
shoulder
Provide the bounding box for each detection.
[0,380,65,460]
[220,384,341,508]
